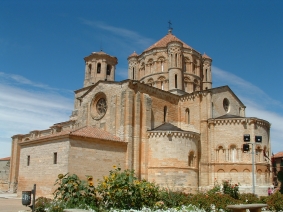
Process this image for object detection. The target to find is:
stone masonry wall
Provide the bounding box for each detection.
[147,132,199,193]
[18,139,70,197]
[68,138,127,185]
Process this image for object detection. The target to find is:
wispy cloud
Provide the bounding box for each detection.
[213,67,283,112]
[213,66,283,153]
[0,73,73,158]
[80,19,155,52]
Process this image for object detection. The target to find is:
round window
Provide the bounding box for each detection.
[90,93,107,120]
[96,98,107,115]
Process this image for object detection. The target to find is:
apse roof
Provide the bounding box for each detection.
[144,30,192,52]
[150,122,184,131]
[215,114,244,119]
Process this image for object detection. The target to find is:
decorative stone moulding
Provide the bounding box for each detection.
[148,131,199,139]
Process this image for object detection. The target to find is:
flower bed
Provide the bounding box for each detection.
[35,167,283,212]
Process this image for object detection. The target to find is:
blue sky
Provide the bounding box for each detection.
[0,1,282,158]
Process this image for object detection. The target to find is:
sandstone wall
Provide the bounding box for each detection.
[18,139,70,197]
[147,131,199,193]
[68,138,127,185]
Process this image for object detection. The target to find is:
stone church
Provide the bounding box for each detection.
[9,30,271,197]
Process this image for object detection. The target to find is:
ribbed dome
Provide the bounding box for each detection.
[144,31,192,52]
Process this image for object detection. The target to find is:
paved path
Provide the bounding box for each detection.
[0,193,31,212]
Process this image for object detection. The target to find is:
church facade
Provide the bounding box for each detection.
[9,30,271,197]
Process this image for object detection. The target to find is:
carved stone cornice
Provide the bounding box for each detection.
[208,117,270,128]
[148,130,200,139]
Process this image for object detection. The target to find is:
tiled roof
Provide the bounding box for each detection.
[145,31,192,52]
[202,53,211,59]
[92,50,107,55]
[150,122,184,131]
[0,157,10,161]
[128,51,138,58]
[215,114,244,119]
[71,126,124,142]
[273,152,283,158]
[24,126,125,143]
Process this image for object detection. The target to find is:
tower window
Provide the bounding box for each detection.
[53,152,57,164]
[88,64,92,74]
[106,65,111,75]
[175,54,177,67]
[175,74,177,88]
[27,155,30,166]
[205,69,208,81]
[97,63,101,73]
[132,67,135,79]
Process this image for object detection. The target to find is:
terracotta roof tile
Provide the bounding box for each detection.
[92,50,107,55]
[25,126,124,143]
[145,31,192,52]
[128,51,139,58]
[273,152,283,158]
[202,53,211,59]
[71,126,124,142]
[0,157,10,161]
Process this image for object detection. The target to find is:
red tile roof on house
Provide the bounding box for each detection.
[273,152,283,158]
[144,31,192,52]
[0,157,10,161]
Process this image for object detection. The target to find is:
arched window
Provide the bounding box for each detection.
[230,145,237,162]
[132,67,135,79]
[161,81,164,90]
[175,54,177,67]
[217,146,225,162]
[88,64,92,74]
[106,65,111,75]
[185,108,190,124]
[161,61,164,72]
[97,63,101,73]
[188,151,195,167]
[164,106,167,122]
[223,98,230,112]
[175,74,177,88]
[205,69,208,81]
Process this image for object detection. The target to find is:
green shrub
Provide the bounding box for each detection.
[158,189,189,208]
[189,192,239,212]
[222,180,240,199]
[238,193,261,204]
[35,197,52,212]
[264,191,283,211]
[53,173,98,210]
[277,171,283,194]
[96,166,160,210]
